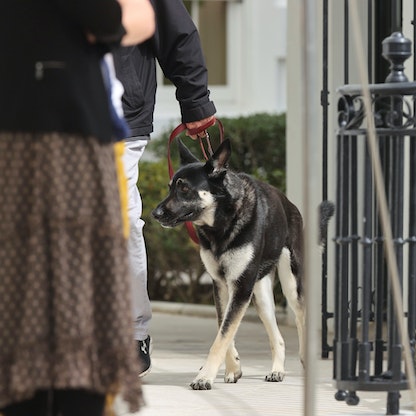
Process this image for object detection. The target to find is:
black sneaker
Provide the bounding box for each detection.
[137,336,152,377]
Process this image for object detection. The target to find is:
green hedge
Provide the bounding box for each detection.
[140,113,286,304]
[148,112,286,190]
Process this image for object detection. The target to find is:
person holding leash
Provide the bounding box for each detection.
[0,1,154,415]
[112,0,216,377]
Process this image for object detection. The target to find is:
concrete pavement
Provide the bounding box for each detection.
[114,303,415,416]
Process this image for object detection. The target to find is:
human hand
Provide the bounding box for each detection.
[185,116,216,139]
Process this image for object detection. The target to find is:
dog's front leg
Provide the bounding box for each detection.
[224,340,242,383]
[190,284,250,390]
[212,280,242,383]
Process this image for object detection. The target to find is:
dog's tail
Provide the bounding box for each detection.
[319,200,335,248]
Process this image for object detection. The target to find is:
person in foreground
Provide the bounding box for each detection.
[0,1,154,415]
[112,0,216,377]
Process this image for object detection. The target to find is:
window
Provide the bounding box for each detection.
[155,0,242,126]
[184,1,227,85]
[160,1,238,89]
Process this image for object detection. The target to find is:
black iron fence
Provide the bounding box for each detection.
[330,31,416,414]
[318,0,416,413]
[321,0,415,360]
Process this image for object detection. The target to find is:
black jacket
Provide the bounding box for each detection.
[112,0,216,137]
[0,0,125,143]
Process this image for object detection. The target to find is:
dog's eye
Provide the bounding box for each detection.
[176,179,189,194]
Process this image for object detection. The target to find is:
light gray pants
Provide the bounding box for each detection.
[123,136,152,341]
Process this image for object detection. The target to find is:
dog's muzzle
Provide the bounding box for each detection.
[152,204,196,228]
[152,205,180,228]
[152,205,170,226]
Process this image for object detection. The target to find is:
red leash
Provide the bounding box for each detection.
[167,118,224,244]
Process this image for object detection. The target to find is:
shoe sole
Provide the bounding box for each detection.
[139,364,152,378]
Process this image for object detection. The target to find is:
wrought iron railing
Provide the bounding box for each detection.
[332,31,416,414]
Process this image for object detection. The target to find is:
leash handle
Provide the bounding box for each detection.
[167,117,224,245]
[167,117,224,179]
[186,117,216,136]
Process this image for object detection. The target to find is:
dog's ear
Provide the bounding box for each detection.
[178,139,200,165]
[205,139,231,177]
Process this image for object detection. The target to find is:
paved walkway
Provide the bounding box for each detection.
[115,304,415,416]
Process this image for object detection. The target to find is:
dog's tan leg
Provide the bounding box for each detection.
[277,247,306,366]
[194,245,254,390]
[190,293,250,390]
[213,280,243,383]
[253,273,286,381]
[224,340,242,383]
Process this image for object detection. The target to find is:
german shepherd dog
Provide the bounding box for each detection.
[152,139,331,390]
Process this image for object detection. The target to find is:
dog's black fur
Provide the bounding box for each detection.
[153,139,331,390]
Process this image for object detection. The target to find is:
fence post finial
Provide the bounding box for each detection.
[382,32,412,83]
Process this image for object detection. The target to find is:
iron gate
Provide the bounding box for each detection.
[320,1,416,413]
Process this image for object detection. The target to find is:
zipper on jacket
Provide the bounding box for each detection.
[35,61,66,80]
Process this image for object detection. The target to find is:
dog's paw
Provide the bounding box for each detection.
[224,369,242,383]
[190,378,213,390]
[265,371,285,382]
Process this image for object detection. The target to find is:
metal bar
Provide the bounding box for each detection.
[335,133,351,383]
[368,0,373,82]
[408,137,416,364]
[386,96,405,413]
[414,0,416,82]
[334,134,342,381]
[337,81,416,95]
[349,135,359,380]
[410,0,416,369]
[344,0,349,84]
[374,136,387,377]
[321,0,332,359]
[359,141,373,383]
[391,0,402,32]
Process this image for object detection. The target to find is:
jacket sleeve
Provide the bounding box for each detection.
[56,0,125,45]
[151,0,216,123]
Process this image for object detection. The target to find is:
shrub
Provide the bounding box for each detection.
[149,112,286,190]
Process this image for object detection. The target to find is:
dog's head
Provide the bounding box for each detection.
[152,139,231,228]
